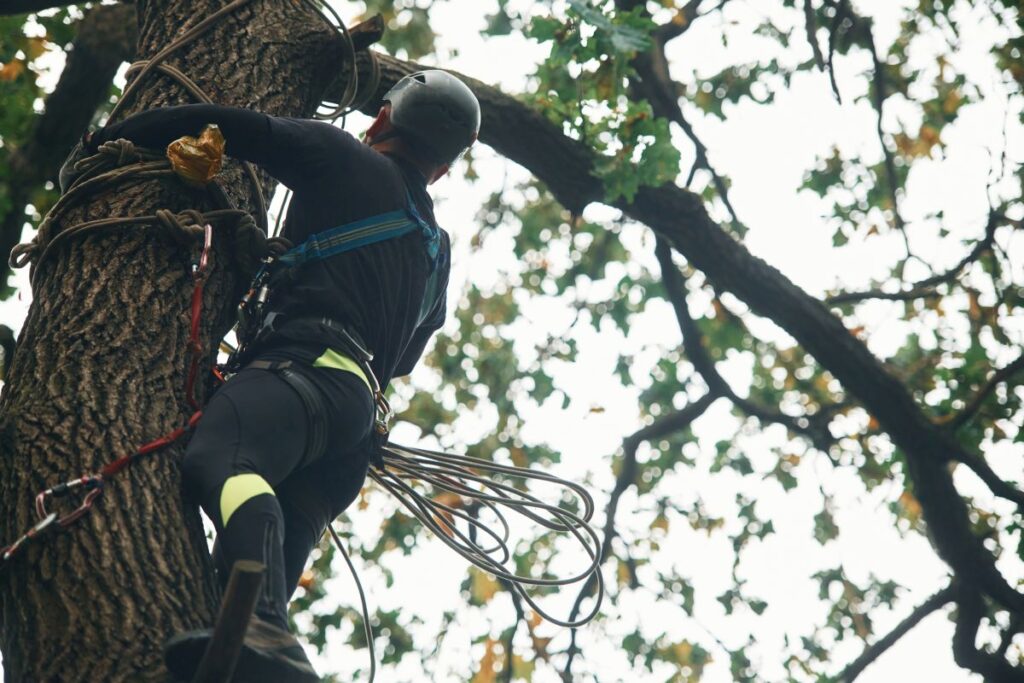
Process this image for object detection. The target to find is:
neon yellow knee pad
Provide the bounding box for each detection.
[219,473,275,526]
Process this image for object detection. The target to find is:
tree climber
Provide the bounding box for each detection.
[85,70,480,682]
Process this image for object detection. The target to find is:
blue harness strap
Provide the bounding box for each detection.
[277,190,439,270]
[268,189,444,327]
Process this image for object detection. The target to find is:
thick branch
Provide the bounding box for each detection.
[1,3,136,292]
[359,53,1024,615]
[837,583,956,682]
[655,239,838,451]
[953,585,1024,682]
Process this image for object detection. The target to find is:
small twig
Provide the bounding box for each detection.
[836,583,956,682]
[952,448,1024,509]
[500,580,525,683]
[827,213,1002,305]
[653,0,708,43]
[824,0,845,103]
[562,392,717,677]
[621,0,746,231]
[803,0,826,71]
[948,354,1024,431]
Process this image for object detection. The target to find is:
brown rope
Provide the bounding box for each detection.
[9,140,290,287]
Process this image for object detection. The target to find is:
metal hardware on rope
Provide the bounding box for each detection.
[186,223,215,410]
[1,513,57,563]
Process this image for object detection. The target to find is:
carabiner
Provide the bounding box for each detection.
[193,223,214,282]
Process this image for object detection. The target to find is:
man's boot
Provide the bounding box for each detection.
[164,615,320,682]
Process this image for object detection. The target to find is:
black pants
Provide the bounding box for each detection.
[181,363,374,630]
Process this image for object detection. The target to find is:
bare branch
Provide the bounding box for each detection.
[653,0,707,43]
[803,0,826,71]
[654,239,838,451]
[562,392,718,677]
[954,449,1024,508]
[499,579,526,683]
[948,354,1024,431]
[828,213,1001,305]
[837,583,956,682]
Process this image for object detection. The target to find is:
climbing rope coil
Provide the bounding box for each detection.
[2,0,604,678]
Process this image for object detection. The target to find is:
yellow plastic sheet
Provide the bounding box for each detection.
[166,124,225,186]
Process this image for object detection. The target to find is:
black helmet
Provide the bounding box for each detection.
[383,70,481,165]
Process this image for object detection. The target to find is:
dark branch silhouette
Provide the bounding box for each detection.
[837,583,955,682]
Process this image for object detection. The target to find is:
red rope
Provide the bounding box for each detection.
[2,225,216,566]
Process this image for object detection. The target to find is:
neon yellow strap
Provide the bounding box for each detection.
[313,347,372,392]
[219,473,275,526]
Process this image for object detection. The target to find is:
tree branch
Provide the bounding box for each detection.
[357,53,1024,617]
[654,238,838,451]
[653,0,707,43]
[827,212,1001,305]
[803,0,826,72]
[837,583,956,682]
[0,3,136,293]
[949,353,1024,431]
[625,15,744,227]
[561,392,718,678]
[953,585,1024,682]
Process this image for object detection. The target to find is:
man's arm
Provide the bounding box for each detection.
[89,104,351,190]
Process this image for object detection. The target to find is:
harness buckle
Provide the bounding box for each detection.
[374,391,394,435]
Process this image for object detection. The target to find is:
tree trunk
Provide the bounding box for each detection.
[0,1,343,679]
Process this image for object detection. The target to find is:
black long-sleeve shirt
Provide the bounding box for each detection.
[93,104,449,386]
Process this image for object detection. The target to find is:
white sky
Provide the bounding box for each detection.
[2,0,1022,681]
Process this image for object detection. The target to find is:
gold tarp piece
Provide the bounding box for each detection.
[166,124,225,186]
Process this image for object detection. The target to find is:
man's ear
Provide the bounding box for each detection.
[427,163,450,185]
[364,106,390,144]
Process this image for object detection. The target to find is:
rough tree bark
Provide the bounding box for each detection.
[0,1,345,680]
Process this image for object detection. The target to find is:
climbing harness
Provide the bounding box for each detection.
[2,1,605,680]
[231,188,441,374]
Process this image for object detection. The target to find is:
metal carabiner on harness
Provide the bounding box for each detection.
[1,513,58,562]
[34,474,106,528]
[374,391,394,435]
[193,222,213,282]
